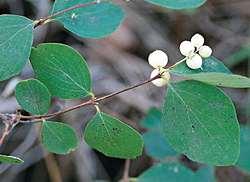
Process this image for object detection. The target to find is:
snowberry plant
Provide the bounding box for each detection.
[0,0,250,168]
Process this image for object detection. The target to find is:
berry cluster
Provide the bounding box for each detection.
[179,33,212,69]
[148,34,213,87]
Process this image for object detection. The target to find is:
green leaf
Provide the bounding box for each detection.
[162,81,240,165]
[0,154,24,164]
[143,131,176,159]
[237,126,250,172]
[0,15,34,81]
[178,73,250,88]
[41,121,78,154]
[141,108,162,130]
[15,79,51,115]
[30,43,92,99]
[141,108,176,159]
[225,44,250,67]
[84,112,143,159]
[170,56,231,75]
[138,163,215,182]
[170,56,250,88]
[51,0,125,38]
[145,0,207,10]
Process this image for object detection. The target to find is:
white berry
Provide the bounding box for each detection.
[148,50,168,68]
[179,41,195,57]
[199,45,212,58]
[150,69,170,87]
[186,54,203,69]
[191,33,204,48]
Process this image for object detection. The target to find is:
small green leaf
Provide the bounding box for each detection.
[170,56,231,75]
[138,163,215,182]
[30,43,92,99]
[225,45,250,67]
[145,0,207,10]
[179,73,250,88]
[51,0,125,38]
[162,81,240,165]
[141,108,176,159]
[15,79,51,115]
[84,112,143,159]
[237,126,250,172]
[141,108,162,130]
[41,121,78,154]
[143,131,176,160]
[0,15,34,81]
[0,154,24,164]
[170,57,250,88]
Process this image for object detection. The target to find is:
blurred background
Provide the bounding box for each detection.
[0,0,250,181]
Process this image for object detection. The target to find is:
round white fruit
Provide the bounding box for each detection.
[191,33,204,48]
[186,54,203,69]
[199,45,212,58]
[150,69,170,87]
[148,50,168,68]
[179,41,195,57]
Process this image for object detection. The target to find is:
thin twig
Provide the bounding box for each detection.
[20,99,95,122]
[19,75,159,122]
[95,76,156,102]
[168,57,187,69]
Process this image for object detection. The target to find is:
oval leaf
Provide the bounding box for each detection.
[162,81,240,165]
[141,108,177,159]
[30,43,92,99]
[84,112,143,159]
[0,154,24,164]
[170,56,231,75]
[51,0,124,38]
[141,108,162,130]
[143,131,177,159]
[145,0,207,10]
[41,121,78,154]
[138,163,215,182]
[225,45,250,67]
[180,73,250,88]
[15,79,51,115]
[0,15,33,81]
[237,126,250,172]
